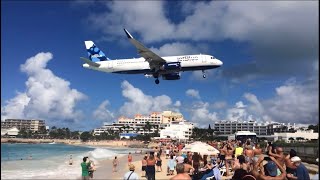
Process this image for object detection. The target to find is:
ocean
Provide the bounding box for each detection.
[1,143,137,179]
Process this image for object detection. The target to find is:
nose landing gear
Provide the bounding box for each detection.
[202,70,206,78]
[155,79,160,84]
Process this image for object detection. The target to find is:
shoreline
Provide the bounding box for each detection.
[1,138,145,148]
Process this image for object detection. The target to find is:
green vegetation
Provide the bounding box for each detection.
[308,124,319,132]
[191,126,227,141]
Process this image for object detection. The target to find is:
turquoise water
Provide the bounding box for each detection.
[1,143,136,179]
[1,143,94,161]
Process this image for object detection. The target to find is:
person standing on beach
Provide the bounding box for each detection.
[81,157,90,180]
[128,152,133,166]
[146,154,156,180]
[141,156,147,177]
[113,156,119,172]
[156,154,162,172]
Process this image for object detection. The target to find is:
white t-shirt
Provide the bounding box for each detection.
[166,149,170,154]
[123,171,139,180]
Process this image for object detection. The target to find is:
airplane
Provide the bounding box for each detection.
[80,29,223,84]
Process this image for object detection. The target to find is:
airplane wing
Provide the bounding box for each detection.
[124,29,166,71]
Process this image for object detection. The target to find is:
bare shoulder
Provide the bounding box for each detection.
[170,174,191,180]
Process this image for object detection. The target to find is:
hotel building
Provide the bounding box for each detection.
[1,119,46,132]
[93,111,184,136]
[214,120,268,135]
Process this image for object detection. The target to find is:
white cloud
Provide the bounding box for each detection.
[150,42,207,56]
[87,1,175,43]
[226,101,248,121]
[1,93,30,121]
[243,93,264,115]
[119,80,173,117]
[174,101,181,107]
[212,101,227,109]
[189,102,219,127]
[1,52,86,123]
[264,79,318,124]
[185,89,201,99]
[93,100,114,121]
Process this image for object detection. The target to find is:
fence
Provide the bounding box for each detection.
[283,146,318,164]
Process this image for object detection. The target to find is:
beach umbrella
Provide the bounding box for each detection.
[182,141,219,155]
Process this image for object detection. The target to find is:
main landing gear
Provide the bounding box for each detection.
[153,73,160,84]
[202,70,206,78]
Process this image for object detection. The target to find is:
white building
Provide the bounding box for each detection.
[214,120,268,135]
[274,129,318,142]
[1,127,19,137]
[94,111,184,136]
[159,121,194,140]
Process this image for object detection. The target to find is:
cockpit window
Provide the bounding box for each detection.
[211,56,215,59]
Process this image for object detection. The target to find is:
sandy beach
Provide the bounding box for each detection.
[93,152,173,180]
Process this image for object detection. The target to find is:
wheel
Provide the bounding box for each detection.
[155,79,160,84]
[202,70,206,78]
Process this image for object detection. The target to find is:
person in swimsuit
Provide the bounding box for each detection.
[128,152,133,166]
[156,154,162,172]
[113,156,119,172]
[141,156,147,177]
[192,152,200,173]
[225,142,235,176]
[146,154,156,180]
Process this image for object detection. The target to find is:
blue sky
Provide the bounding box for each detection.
[1,1,318,130]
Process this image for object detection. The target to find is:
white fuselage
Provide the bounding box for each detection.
[83,54,222,74]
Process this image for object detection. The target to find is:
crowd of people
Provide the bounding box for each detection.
[80,139,317,180]
[139,139,315,180]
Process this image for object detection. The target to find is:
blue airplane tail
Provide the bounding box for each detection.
[84,41,111,62]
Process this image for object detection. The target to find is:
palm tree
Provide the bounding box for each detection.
[136,127,140,134]
[145,121,152,135]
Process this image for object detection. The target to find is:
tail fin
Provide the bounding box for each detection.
[84,41,111,62]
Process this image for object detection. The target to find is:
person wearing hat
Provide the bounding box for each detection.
[123,164,140,180]
[286,156,310,180]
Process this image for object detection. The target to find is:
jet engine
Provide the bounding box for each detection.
[161,62,181,71]
[162,73,181,80]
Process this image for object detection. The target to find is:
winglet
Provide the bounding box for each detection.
[124,29,133,39]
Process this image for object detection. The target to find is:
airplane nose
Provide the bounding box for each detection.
[216,59,223,66]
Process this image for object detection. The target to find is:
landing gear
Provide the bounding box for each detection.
[155,79,160,84]
[202,70,206,78]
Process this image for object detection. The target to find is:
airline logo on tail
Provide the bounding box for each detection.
[84,41,110,62]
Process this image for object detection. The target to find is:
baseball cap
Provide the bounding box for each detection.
[291,156,301,162]
[265,161,277,177]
